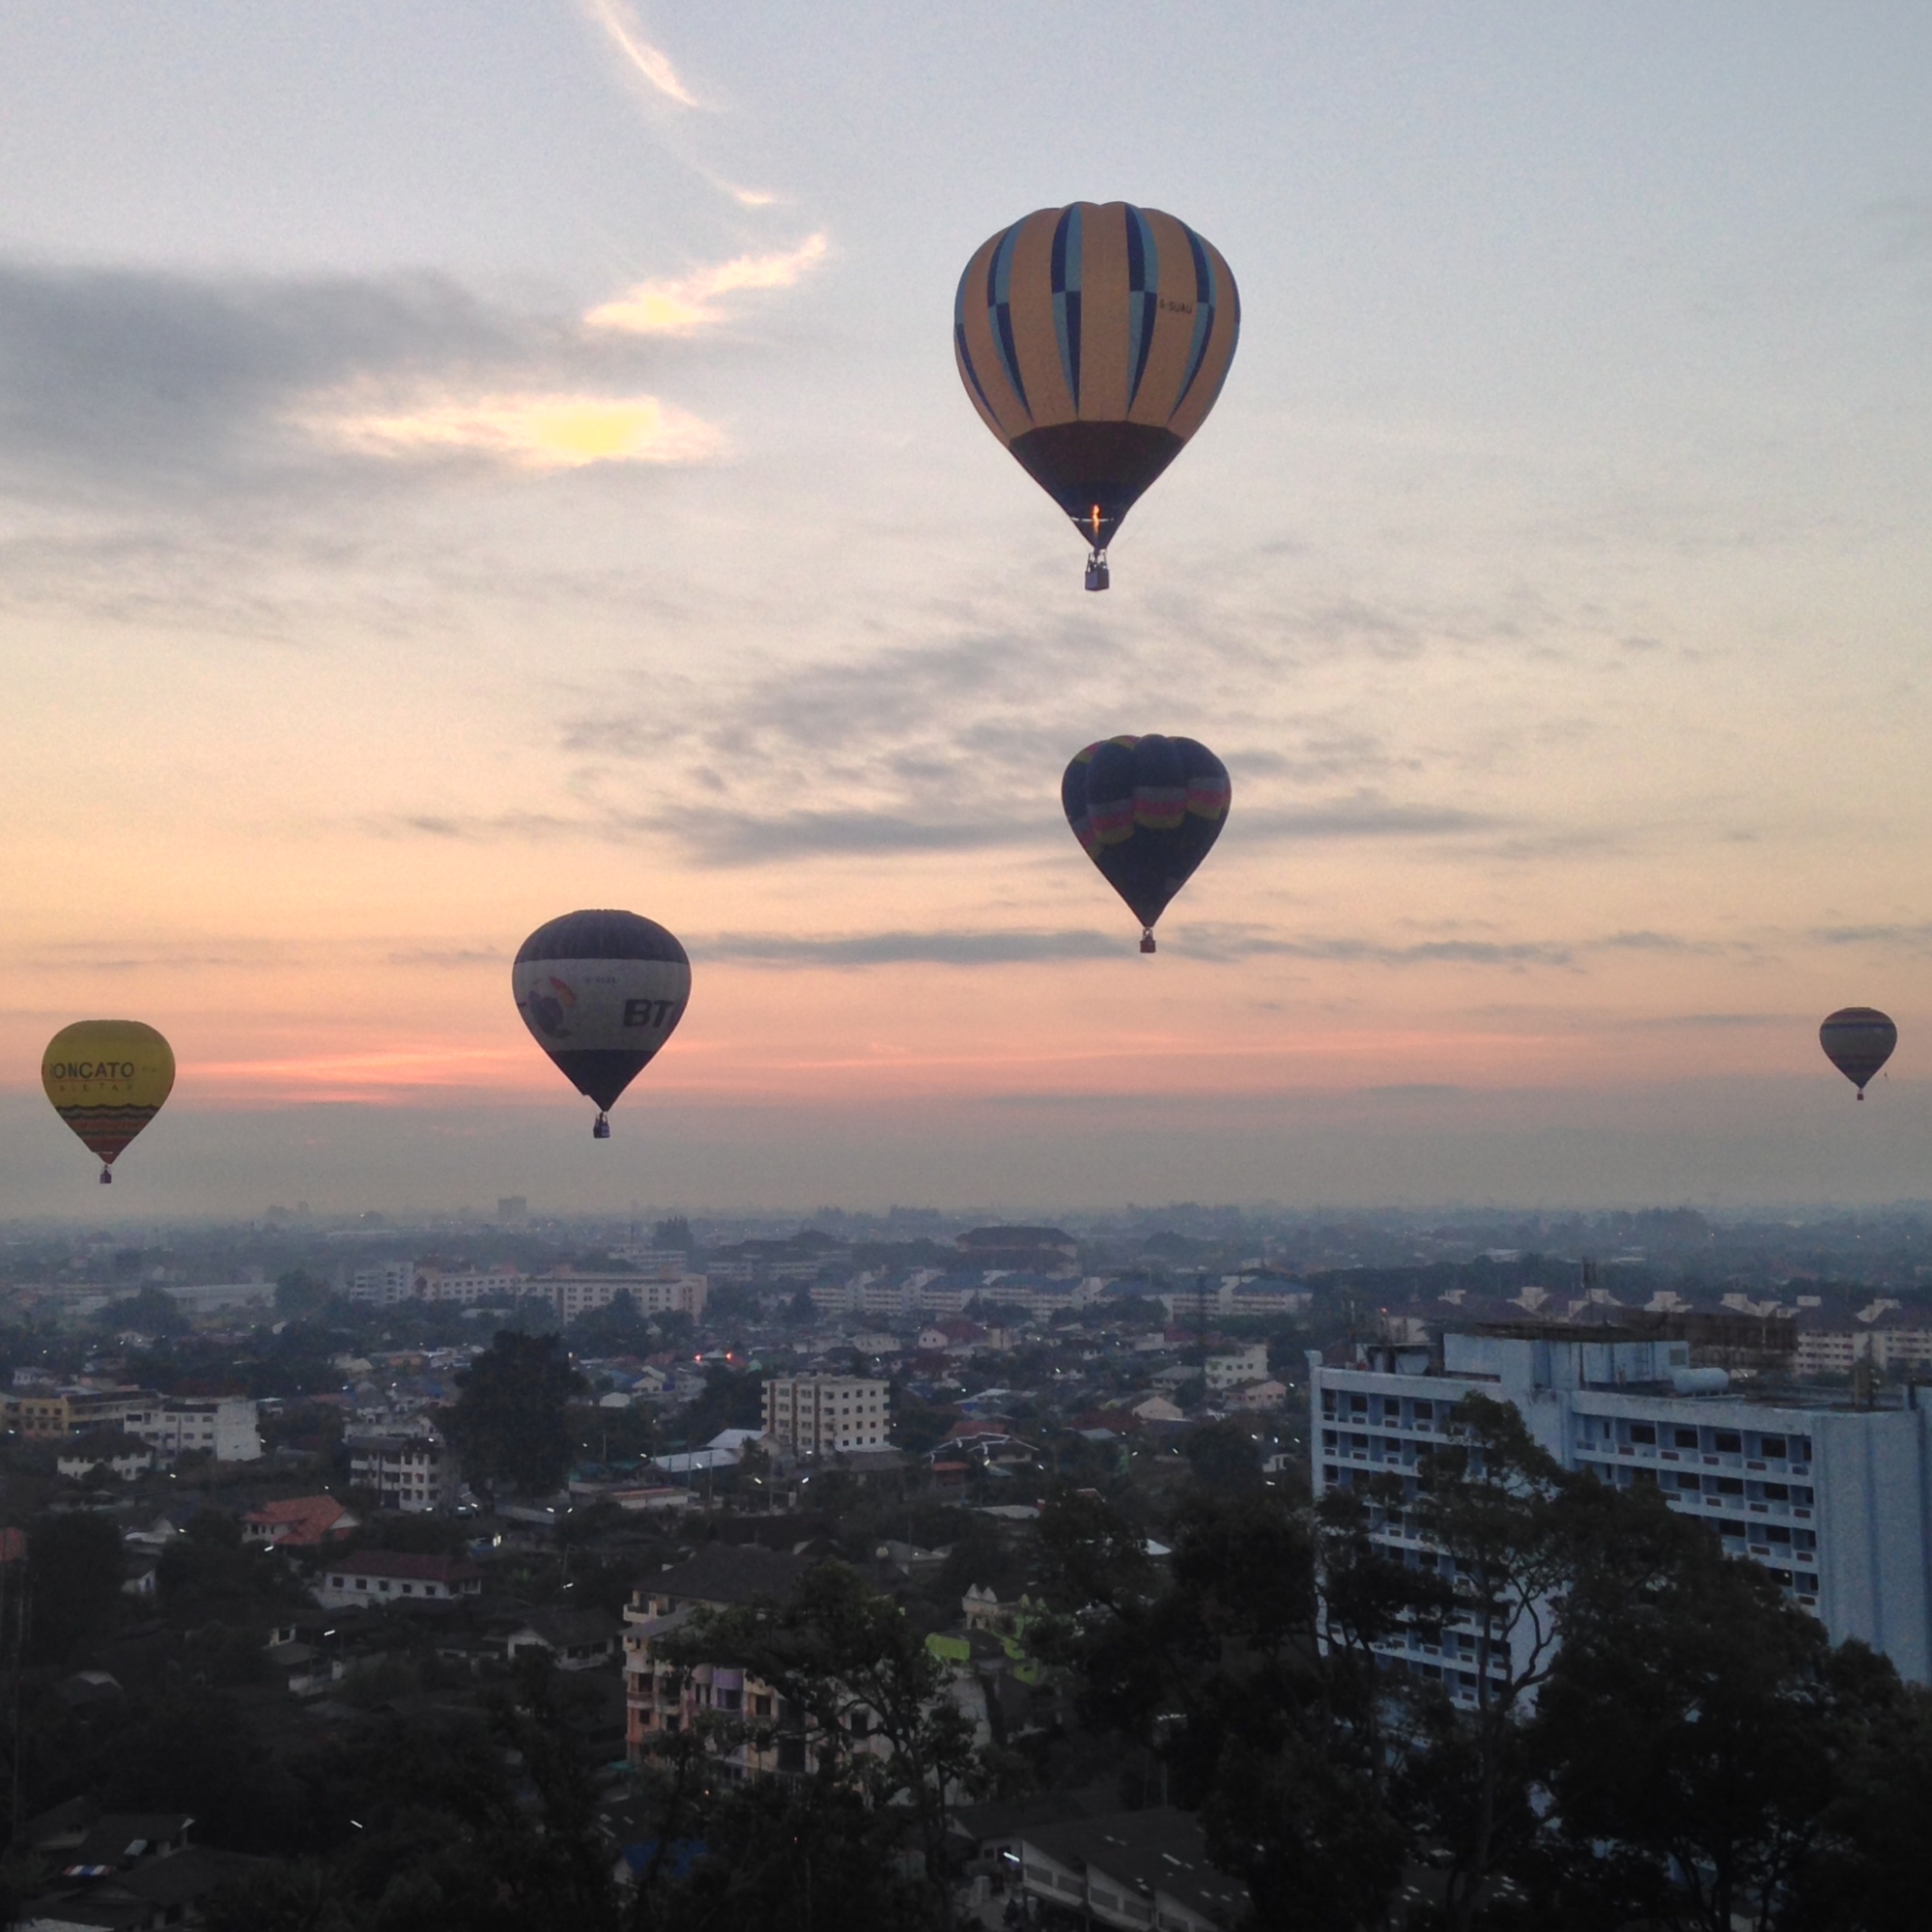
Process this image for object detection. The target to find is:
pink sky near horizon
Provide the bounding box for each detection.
[3,5,1930,1210]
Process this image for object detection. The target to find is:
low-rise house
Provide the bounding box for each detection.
[1227,1378,1288,1413]
[505,1607,623,1670]
[312,1549,481,1609]
[55,1433,153,1482]
[971,1804,1246,1932]
[242,1494,359,1547]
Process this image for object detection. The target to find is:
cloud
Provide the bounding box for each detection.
[585,235,829,335]
[577,0,702,107]
[1810,922,1932,951]
[681,810,1046,867]
[703,929,1124,967]
[313,390,722,469]
[1237,795,1499,841]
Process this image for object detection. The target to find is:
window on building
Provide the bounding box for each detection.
[1716,1476,1744,1495]
[1759,1435,1787,1459]
[1674,1428,1699,1449]
[1714,1432,1742,1453]
[1629,1423,1657,1446]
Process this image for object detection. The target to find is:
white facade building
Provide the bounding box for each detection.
[1205,1342,1269,1392]
[1795,1323,1932,1378]
[350,1260,420,1305]
[1310,1328,1932,1687]
[348,1432,455,1512]
[538,1273,708,1321]
[761,1376,891,1455]
[415,1266,525,1306]
[122,1394,262,1463]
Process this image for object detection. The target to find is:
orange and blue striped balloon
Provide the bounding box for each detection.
[956,202,1239,582]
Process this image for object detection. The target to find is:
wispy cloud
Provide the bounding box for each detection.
[703,929,1124,967]
[577,0,702,108]
[585,235,829,336]
[313,389,722,469]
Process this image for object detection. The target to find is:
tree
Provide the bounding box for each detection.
[442,1332,585,1496]
[566,1291,653,1357]
[275,1269,339,1319]
[100,1284,187,1337]
[1533,1497,1859,1932]
[1183,1419,1264,1495]
[25,1510,124,1663]
[1397,1394,1579,1931]
[650,1561,990,1932]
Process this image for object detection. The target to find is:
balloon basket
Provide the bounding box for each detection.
[1140,930,1157,954]
[1085,551,1110,592]
[99,1166,112,1184]
[593,1112,611,1140]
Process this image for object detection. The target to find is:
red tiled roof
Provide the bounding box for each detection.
[242,1495,350,1546]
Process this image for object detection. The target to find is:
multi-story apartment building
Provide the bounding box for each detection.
[350,1261,420,1305]
[538,1272,708,1322]
[1310,1326,1932,1689]
[6,1385,152,1439]
[1158,1275,1314,1322]
[123,1394,263,1463]
[1795,1321,1932,1378]
[761,1376,891,1456]
[413,1266,526,1307]
[624,1546,897,1780]
[625,1546,808,1767]
[348,1432,455,1512]
[1204,1342,1270,1392]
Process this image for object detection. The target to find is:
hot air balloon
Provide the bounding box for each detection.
[42,1019,176,1183]
[513,910,690,1138]
[955,201,1239,589]
[1063,736,1231,952]
[1820,1007,1896,1098]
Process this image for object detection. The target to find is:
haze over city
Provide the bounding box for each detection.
[5,3,1932,1215]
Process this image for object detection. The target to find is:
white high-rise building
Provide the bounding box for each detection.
[350,1260,420,1305]
[1310,1328,1932,1688]
[761,1376,891,1456]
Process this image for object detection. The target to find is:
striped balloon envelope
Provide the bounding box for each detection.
[1062,735,1232,952]
[955,202,1239,587]
[42,1019,176,1183]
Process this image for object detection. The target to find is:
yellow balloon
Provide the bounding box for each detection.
[42,1020,176,1184]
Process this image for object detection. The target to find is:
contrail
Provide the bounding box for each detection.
[579,0,702,108]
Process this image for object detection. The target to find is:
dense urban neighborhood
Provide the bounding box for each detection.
[4,1201,1932,1929]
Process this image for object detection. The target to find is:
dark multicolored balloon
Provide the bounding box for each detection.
[512,910,690,1138]
[1063,736,1231,952]
[1820,1007,1896,1098]
[955,202,1239,588]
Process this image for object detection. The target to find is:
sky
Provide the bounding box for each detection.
[4,2,1932,1219]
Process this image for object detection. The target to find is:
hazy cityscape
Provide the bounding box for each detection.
[8,4,1932,1929]
[1,1197,1929,1927]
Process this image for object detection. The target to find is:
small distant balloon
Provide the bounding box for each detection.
[42,1019,176,1183]
[1820,1007,1896,1098]
[1062,735,1231,952]
[512,910,690,1138]
[955,201,1239,589]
